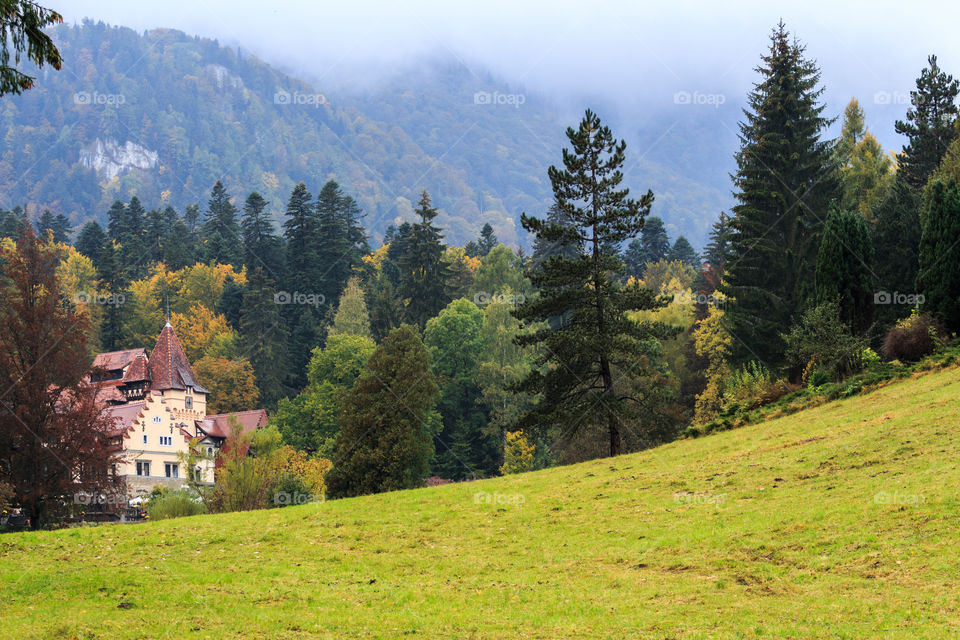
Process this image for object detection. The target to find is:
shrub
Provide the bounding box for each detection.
[722,361,771,410]
[783,301,866,381]
[881,311,946,362]
[807,369,831,388]
[145,489,206,520]
[862,347,882,368]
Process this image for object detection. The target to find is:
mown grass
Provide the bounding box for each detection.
[2,367,960,638]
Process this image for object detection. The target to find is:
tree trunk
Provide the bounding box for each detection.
[600,356,620,457]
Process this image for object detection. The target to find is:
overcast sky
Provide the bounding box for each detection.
[53,0,960,147]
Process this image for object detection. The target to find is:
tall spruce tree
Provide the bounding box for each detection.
[201,181,243,267]
[282,182,320,295]
[916,178,960,331]
[75,221,107,268]
[720,23,839,367]
[668,236,699,268]
[326,325,439,498]
[239,267,290,409]
[316,180,355,306]
[871,177,922,329]
[895,55,959,190]
[241,191,284,283]
[281,182,322,385]
[703,212,734,275]
[513,109,675,457]
[477,222,498,257]
[814,205,875,335]
[398,191,451,328]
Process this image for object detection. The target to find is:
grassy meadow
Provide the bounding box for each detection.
[2,367,959,638]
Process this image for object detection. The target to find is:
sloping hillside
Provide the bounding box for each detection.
[2,367,959,638]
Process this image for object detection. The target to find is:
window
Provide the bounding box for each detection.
[206,446,214,457]
[185,385,193,395]
[165,463,179,478]
[142,434,148,445]
[136,461,150,476]
[191,466,202,483]
[159,435,172,446]
[153,416,162,423]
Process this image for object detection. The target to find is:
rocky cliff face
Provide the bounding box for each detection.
[79,139,159,181]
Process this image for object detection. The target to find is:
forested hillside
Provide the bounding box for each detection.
[1,21,730,247]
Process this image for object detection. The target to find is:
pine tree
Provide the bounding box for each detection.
[513,109,675,457]
[326,325,439,498]
[814,205,875,335]
[163,217,195,270]
[398,191,452,328]
[316,180,354,306]
[477,222,498,256]
[639,216,671,263]
[916,178,960,331]
[871,178,922,329]
[35,210,55,239]
[282,182,320,295]
[668,236,699,268]
[530,203,580,271]
[201,181,242,267]
[281,182,322,384]
[703,212,734,274]
[895,55,960,190]
[720,23,839,367]
[241,191,284,283]
[239,267,290,409]
[75,221,107,268]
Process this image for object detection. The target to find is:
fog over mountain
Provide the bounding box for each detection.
[32,0,960,247]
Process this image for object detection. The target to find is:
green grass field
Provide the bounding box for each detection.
[2,367,960,639]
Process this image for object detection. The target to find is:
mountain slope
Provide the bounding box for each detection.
[2,22,733,248]
[3,366,959,638]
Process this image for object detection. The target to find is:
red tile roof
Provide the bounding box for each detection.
[92,348,146,372]
[102,402,146,437]
[148,323,207,393]
[122,353,151,383]
[197,409,269,439]
[95,384,126,405]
